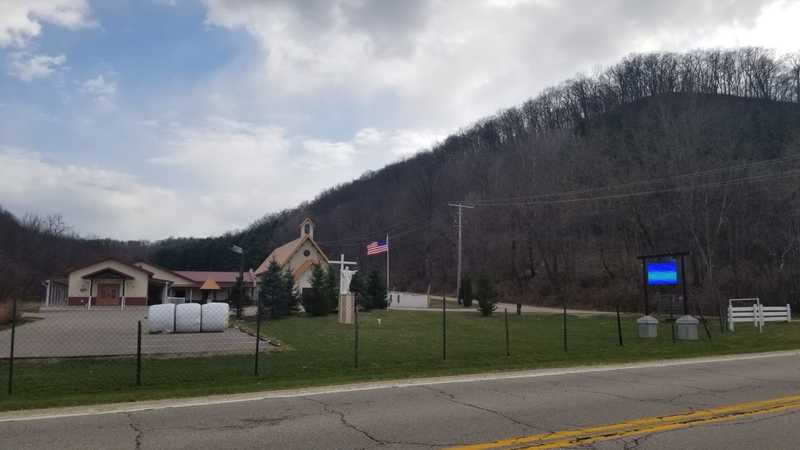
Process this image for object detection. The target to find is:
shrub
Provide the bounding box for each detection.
[324,266,339,312]
[476,274,497,316]
[460,275,474,308]
[365,270,388,310]
[259,260,289,318]
[302,264,330,316]
[282,269,300,313]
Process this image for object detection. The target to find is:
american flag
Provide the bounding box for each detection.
[366,239,389,255]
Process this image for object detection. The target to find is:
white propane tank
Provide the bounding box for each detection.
[174,303,202,333]
[201,302,229,332]
[148,304,175,333]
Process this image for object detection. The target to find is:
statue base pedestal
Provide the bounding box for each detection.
[338,293,354,324]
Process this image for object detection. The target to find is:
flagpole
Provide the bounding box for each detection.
[385,233,390,291]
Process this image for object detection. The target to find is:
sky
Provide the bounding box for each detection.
[1,0,799,240]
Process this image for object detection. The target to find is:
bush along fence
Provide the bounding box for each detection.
[1,293,798,408]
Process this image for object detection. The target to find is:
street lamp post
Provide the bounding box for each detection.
[231,244,245,319]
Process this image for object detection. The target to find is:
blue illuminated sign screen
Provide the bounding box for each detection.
[647,261,678,286]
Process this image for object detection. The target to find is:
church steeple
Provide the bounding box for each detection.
[300,218,315,239]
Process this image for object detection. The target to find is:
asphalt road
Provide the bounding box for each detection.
[2,352,800,449]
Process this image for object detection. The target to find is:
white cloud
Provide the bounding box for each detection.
[692,0,800,55]
[0,124,442,240]
[148,118,446,221]
[6,1,800,240]
[0,147,200,240]
[7,52,66,81]
[80,74,117,107]
[0,0,92,48]
[200,0,794,135]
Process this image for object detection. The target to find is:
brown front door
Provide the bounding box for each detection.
[96,283,121,306]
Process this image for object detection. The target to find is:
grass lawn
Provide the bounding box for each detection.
[1,309,799,411]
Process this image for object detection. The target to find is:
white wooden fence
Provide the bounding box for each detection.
[727,298,791,332]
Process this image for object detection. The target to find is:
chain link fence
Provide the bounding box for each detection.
[0,298,268,399]
[1,294,790,408]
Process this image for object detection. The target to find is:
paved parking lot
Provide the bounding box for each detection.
[0,308,257,358]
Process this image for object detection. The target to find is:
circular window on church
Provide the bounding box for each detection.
[303,249,311,257]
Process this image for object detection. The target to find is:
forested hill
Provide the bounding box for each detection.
[5,48,800,310]
[153,48,800,310]
[0,209,150,302]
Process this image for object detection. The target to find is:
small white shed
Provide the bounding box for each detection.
[388,291,430,309]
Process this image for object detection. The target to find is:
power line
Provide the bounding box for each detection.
[322,155,800,248]
[461,153,800,206]
[466,155,800,206]
[469,169,800,207]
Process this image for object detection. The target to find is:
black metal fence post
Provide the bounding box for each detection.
[442,294,447,361]
[671,318,676,344]
[136,320,142,386]
[255,296,262,376]
[8,297,17,395]
[616,303,623,347]
[697,303,712,340]
[354,295,359,369]
[562,300,568,353]
[642,259,649,316]
[504,308,510,357]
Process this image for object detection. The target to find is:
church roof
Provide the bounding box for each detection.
[258,237,302,270]
[255,235,328,275]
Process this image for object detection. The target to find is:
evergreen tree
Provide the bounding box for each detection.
[365,270,388,310]
[324,265,339,312]
[282,268,300,313]
[303,264,329,316]
[460,274,474,308]
[350,270,369,309]
[476,274,497,316]
[259,260,288,318]
[229,276,246,319]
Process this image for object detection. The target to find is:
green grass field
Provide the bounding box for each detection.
[1,309,799,411]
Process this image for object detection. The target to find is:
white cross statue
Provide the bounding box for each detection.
[329,254,358,295]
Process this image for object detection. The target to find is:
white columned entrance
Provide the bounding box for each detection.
[120,279,127,310]
[44,280,51,307]
[87,279,93,310]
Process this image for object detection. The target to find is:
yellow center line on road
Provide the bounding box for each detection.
[446,394,800,450]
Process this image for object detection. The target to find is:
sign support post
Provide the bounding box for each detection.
[637,251,697,341]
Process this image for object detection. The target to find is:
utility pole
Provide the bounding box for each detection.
[385,232,390,291]
[448,203,474,304]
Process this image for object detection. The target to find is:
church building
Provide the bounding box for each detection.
[255,218,330,294]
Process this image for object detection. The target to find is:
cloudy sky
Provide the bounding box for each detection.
[1,0,799,240]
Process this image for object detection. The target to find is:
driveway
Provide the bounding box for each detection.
[0,308,257,358]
